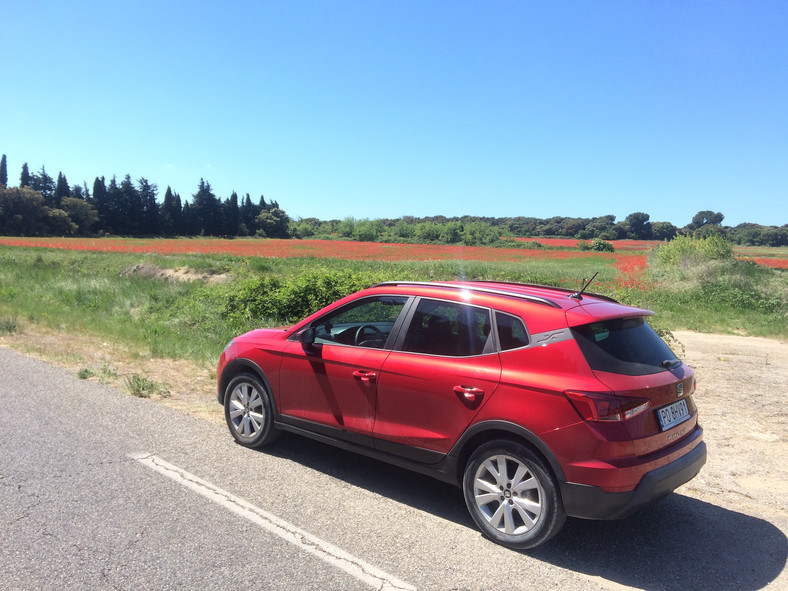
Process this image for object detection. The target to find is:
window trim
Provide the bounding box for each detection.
[392,296,496,358]
[289,294,414,350]
[491,310,531,352]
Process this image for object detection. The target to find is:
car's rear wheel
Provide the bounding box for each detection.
[463,440,566,549]
[224,373,280,448]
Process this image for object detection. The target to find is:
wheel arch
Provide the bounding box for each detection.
[449,420,567,486]
[218,358,277,414]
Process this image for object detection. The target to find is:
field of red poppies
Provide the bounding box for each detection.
[2,235,785,349]
[0,236,785,285]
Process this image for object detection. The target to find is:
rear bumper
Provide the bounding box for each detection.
[561,440,707,520]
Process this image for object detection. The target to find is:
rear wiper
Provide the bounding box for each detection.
[661,359,681,369]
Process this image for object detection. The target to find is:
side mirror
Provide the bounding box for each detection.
[297,327,317,349]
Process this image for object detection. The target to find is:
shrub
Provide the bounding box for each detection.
[0,316,18,334]
[578,238,615,252]
[654,234,734,268]
[125,374,170,398]
[222,267,378,327]
[77,368,95,379]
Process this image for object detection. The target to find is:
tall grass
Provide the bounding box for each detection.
[0,242,784,367]
[641,236,787,335]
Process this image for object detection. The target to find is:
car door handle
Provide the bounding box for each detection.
[454,385,485,405]
[352,370,377,383]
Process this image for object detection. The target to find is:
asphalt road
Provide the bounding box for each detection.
[1,348,786,590]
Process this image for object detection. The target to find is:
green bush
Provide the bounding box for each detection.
[222,267,378,327]
[655,234,734,268]
[578,238,615,252]
[125,374,170,398]
[0,316,18,334]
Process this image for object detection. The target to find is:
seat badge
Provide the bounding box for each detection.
[677,383,684,397]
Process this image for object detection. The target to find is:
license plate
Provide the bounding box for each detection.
[657,399,690,431]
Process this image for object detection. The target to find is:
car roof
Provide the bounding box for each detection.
[368,281,653,331]
[372,280,616,310]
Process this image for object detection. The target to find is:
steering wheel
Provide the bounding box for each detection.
[355,324,385,346]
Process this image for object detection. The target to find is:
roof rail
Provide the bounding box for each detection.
[372,281,563,308]
[463,279,619,304]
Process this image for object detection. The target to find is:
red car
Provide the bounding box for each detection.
[217,280,706,549]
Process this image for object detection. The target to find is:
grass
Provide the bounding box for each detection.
[0,315,18,334]
[125,374,170,398]
[0,242,785,370]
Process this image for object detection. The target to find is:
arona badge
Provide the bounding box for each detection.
[677,383,684,397]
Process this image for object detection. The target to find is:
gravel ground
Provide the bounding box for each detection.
[2,327,787,588]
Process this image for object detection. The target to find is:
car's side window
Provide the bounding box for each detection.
[495,312,529,350]
[402,299,492,357]
[312,296,408,348]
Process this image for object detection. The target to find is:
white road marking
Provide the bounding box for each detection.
[129,453,415,591]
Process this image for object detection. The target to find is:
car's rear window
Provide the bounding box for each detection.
[572,317,678,376]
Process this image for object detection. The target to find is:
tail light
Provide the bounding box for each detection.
[565,390,650,422]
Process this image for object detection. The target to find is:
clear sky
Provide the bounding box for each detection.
[2,1,786,227]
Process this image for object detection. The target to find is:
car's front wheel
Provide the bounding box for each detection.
[463,440,566,549]
[224,373,280,448]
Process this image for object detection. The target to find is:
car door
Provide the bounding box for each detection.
[374,298,501,459]
[277,295,409,441]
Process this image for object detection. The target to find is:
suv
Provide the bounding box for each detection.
[217,281,706,549]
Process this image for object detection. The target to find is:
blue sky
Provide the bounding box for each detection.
[2,1,786,227]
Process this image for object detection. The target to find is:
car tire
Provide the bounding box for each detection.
[224,373,280,448]
[463,440,566,549]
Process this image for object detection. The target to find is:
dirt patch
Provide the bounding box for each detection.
[1,325,786,528]
[672,331,788,521]
[120,263,230,284]
[0,323,223,425]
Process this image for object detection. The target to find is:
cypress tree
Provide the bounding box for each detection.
[92,177,109,232]
[191,179,221,235]
[55,172,70,207]
[31,166,55,204]
[20,163,31,187]
[224,191,240,236]
[0,154,7,187]
[137,178,159,235]
[161,186,179,235]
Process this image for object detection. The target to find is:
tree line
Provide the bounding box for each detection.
[0,156,288,238]
[0,154,785,246]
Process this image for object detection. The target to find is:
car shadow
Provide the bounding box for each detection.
[263,433,787,591]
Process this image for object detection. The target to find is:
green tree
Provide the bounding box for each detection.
[160,186,182,235]
[92,177,110,233]
[30,166,55,204]
[352,219,382,242]
[337,216,356,238]
[20,163,30,187]
[651,221,678,241]
[256,207,290,238]
[138,178,159,235]
[181,201,199,235]
[0,187,51,235]
[240,193,260,235]
[690,210,724,230]
[223,191,240,236]
[54,172,70,207]
[119,174,143,234]
[461,221,500,245]
[625,212,652,239]
[70,183,87,200]
[439,221,463,243]
[61,197,99,234]
[0,154,7,187]
[104,176,123,234]
[46,208,77,235]
[191,179,222,235]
